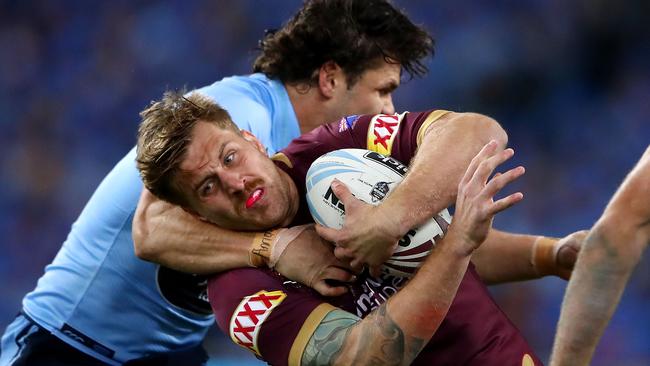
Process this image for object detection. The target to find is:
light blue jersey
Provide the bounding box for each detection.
[16,74,299,364]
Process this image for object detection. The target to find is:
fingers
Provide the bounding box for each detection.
[461,140,499,186]
[312,281,349,297]
[483,166,525,198]
[321,266,357,283]
[333,246,365,274]
[312,266,356,297]
[334,246,353,260]
[315,224,339,243]
[482,164,525,215]
[471,148,515,186]
[489,192,524,215]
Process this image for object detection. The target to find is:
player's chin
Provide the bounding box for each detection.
[246,212,285,231]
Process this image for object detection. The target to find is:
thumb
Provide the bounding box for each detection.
[331,179,355,205]
[315,224,340,244]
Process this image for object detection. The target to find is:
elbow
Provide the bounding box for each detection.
[132,199,160,262]
[474,113,508,149]
[132,215,156,261]
[452,112,508,150]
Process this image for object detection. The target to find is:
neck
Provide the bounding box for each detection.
[285,82,333,134]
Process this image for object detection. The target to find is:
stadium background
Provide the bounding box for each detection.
[0,0,648,365]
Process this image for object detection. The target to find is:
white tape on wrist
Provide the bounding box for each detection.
[268,224,311,268]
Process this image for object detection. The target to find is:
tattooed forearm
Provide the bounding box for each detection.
[351,303,426,365]
[301,305,425,366]
[302,310,359,365]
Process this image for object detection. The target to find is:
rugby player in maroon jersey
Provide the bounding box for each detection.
[136,91,587,365]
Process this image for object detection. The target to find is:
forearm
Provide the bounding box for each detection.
[550,225,640,366]
[472,229,540,284]
[305,137,523,365]
[379,112,507,234]
[306,231,472,365]
[133,190,252,274]
[551,148,650,365]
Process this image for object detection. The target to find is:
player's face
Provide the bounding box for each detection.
[335,58,401,116]
[176,121,298,231]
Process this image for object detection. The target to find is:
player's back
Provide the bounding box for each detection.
[17,73,299,363]
[22,148,213,364]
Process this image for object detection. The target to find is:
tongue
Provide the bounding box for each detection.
[246,189,262,208]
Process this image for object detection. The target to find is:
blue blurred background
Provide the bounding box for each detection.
[0,1,648,365]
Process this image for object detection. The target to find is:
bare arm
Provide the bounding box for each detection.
[550,146,650,366]
[133,189,252,274]
[472,229,586,284]
[303,142,524,365]
[133,189,354,295]
[304,236,474,365]
[318,112,508,273]
[380,112,507,235]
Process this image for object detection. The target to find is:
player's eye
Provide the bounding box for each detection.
[379,88,391,96]
[224,152,235,165]
[201,181,214,197]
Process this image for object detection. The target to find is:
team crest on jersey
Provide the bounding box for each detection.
[366,113,405,155]
[338,115,359,132]
[229,290,287,356]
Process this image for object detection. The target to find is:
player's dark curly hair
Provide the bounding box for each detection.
[253,0,434,87]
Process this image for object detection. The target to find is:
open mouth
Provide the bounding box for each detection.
[246,188,265,209]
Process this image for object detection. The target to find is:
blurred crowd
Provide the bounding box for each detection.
[0,1,648,365]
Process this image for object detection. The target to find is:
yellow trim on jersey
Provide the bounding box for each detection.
[271,152,293,168]
[522,353,536,366]
[288,303,337,366]
[416,110,452,147]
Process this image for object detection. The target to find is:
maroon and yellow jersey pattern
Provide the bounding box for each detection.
[208,110,541,365]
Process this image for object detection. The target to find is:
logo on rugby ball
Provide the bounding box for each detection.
[370,181,391,202]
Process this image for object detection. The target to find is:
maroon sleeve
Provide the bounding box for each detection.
[276,110,448,182]
[207,268,334,365]
[376,110,450,166]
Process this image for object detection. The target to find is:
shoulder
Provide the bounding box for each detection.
[194,76,273,127]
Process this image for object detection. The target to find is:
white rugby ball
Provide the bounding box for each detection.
[306,148,451,278]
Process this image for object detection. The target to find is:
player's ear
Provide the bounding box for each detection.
[317,61,344,98]
[241,130,266,153]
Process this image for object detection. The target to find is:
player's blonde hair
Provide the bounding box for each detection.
[136,90,239,206]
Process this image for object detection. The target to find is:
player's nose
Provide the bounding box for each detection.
[219,170,246,194]
[381,96,395,115]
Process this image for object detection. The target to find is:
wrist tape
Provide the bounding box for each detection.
[532,236,563,277]
[249,229,281,267]
[248,225,310,268]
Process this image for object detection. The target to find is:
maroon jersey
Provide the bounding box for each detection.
[208,110,542,365]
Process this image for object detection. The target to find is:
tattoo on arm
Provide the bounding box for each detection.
[302,310,358,365]
[301,304,426,365]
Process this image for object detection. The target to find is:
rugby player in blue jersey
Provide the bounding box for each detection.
[0,1,434,365]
